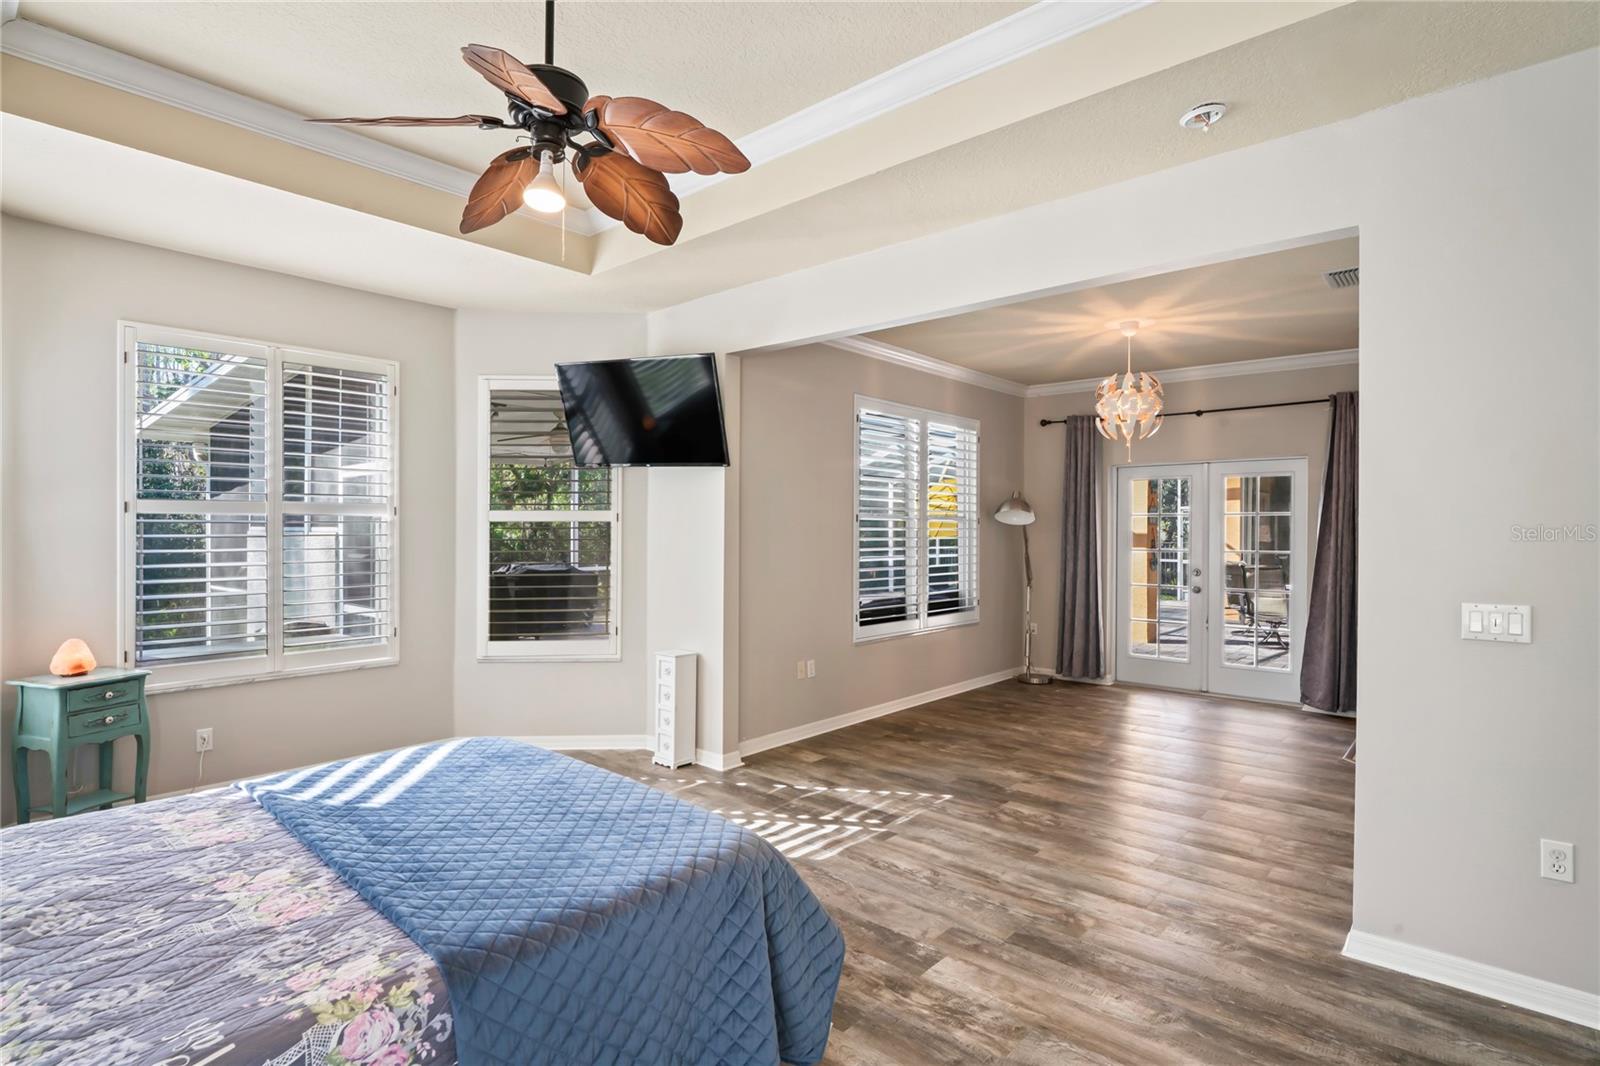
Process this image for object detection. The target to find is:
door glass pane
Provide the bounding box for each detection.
[1130,550,1158,584]
[1128,474,1190,663]
[1221,474,1291,672]
[1129,618,1159,659]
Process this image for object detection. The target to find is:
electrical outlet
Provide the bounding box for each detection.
[195,728,214,753]
[795,660,805,680]
[806,659,816,678]
[1541,839,1574,883]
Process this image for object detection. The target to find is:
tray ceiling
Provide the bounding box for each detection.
[2,2,1593,313]
[865,238,1361,385]
[17,1,1026,173]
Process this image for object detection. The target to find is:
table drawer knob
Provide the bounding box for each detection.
[104,691,119,700]
[102,715,117,725]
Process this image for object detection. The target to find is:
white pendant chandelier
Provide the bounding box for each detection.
[1095,320,1164,456]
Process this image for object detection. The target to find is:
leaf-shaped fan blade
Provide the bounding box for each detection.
[462,44,566,114]
[574,151,682,246]
[460,148,538,234]
[309,115,505,127]
[587,96,749,175]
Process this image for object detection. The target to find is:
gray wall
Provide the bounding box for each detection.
[737,343,1025,745]
[1023,360,1360,676]
[0,216,457,815]
[451,310,652,741]
[1348,53,1596,994]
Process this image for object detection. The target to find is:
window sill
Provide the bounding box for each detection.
[145,655,399,695]
[853,613,980,646]
[476,652,623,664]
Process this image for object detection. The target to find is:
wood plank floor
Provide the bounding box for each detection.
[575,682,1598,1064]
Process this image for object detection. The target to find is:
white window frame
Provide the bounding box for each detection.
[852,395,980,644]
[476,375,623,662]
[117,321,400,693]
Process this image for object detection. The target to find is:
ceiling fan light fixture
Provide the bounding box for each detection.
[522,151,567,214]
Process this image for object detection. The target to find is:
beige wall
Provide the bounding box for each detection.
[737,343,1025,746]
[1024,360,1360,677]
[0,216,457,817]
[451,310,653,741]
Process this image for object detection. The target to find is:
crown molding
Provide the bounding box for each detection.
[1023,347,1360,397]
[591,0,1149,230]
[824,339,1358,399]
[823,336,1027,397]
[0,18,605,235]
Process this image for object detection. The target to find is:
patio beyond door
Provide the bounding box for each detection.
[1115,459,1309,703]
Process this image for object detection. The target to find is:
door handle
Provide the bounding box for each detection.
[1191,584,1202,593]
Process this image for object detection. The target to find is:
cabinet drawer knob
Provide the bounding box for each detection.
[102,715,117,725]
[104,691,119,700]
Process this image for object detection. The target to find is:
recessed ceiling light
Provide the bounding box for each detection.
[1179,102,1227,132]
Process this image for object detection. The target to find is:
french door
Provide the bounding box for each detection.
[1115,459,1309,703]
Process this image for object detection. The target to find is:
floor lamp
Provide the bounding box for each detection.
[995,492,1052,685]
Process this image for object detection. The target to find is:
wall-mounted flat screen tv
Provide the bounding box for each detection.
[556,354,729,467]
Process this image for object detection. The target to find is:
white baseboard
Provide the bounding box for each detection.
[1343,930,1600,1029]
[694,749,744,772]
[739,667,1020,758]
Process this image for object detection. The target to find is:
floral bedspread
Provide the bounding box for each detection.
[0,788,455,1066]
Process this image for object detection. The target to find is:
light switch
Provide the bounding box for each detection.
[1461,603,1532,643]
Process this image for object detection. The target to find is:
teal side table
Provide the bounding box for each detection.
[8,667,151,822]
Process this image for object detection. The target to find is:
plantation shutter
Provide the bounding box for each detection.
[483,385,620,655]
[854,399,980,639]
[125,325,398,684]
[926,419,979,617]
[855,406,922,632]
[280,358,394,655]
[131,336,271,666]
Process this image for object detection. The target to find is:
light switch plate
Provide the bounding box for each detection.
[1461,603,1531,643]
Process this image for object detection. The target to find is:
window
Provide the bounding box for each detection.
[854,397,979,641]
[478,377,621,660]
[120,323,397,689]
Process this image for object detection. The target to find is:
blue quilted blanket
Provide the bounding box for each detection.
[238,738,844,1066]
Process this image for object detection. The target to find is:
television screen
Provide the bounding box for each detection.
[556,355,729,467]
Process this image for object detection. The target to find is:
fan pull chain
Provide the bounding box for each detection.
[560,160,568,261]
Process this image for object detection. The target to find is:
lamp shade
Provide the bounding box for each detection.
[994,491,1035,526]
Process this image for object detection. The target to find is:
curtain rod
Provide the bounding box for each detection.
[1038,397,1329,427]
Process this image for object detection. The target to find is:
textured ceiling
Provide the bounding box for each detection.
[866,238,1361,384]
[17,0,1026,173]
[565,0,1596,308]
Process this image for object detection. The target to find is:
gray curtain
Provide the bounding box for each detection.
[1301,392,1358,712]
[1056,416,1104,680]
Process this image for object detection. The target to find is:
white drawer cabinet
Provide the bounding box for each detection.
[653,651,697,768]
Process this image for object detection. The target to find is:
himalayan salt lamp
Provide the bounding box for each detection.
[49,638,97,677]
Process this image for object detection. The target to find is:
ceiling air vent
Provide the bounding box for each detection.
[1324,267,1359,289]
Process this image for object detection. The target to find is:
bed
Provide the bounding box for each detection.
[0,737,846,1066]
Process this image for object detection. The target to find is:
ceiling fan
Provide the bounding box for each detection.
[309,0,749,246]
